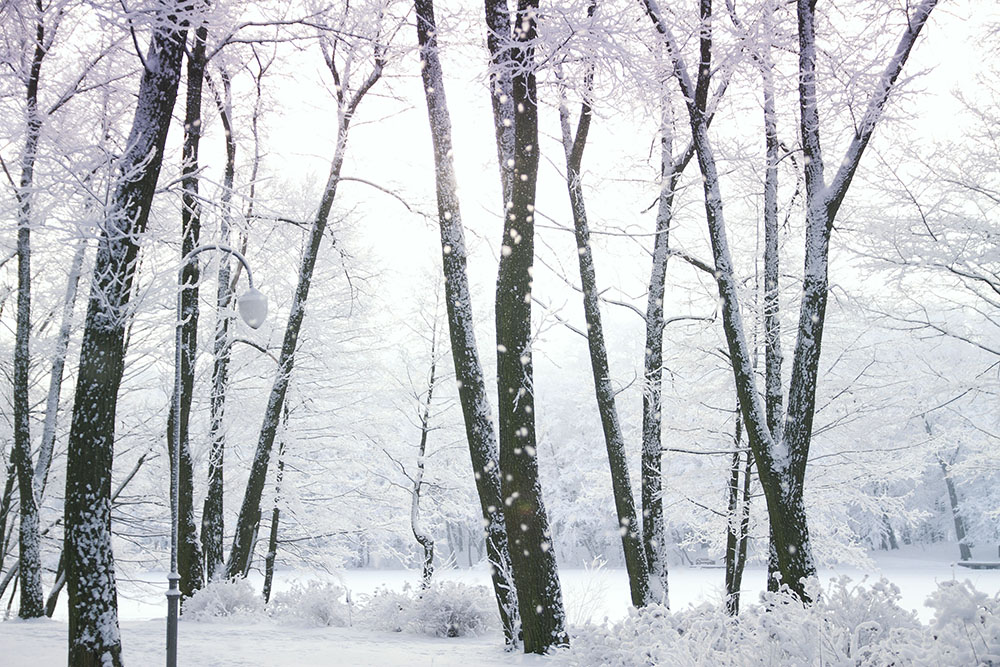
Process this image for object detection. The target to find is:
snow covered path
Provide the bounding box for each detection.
[0,617,545,666]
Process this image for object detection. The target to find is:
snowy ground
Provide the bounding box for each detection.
[2,543,998,665]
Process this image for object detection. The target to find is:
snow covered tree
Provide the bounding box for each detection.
[413,0,519,641]
[555,8,651,605]
[640,0,940,600]
[63,2,188,662]
[227,2,396,578]
[486,0,569,651]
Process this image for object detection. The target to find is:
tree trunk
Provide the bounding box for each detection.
[558,74,650,607]
[938,453,973,561]
[202,66,236,583]
[47,449,149,619]
[758,3,784,593]
[490,0,569,652]
[0,464,15,575]
[10,5,47,620]
[227,50,384,579]
[640,94,684,608]
[262,431,285,604]
[34,240,87,498]
[414,0,519,642]
[881,514,899,551]
[412,316,439,589]
[64,10,186,664]
[724,416,752,615]
[170,21,210,600]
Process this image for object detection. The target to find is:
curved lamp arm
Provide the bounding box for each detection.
[179,243,267,329]
[179,242,256,288]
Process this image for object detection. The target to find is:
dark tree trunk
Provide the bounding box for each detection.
[11,4,47,620]
[414,0,519,642]
[45,550,66,618]
[64,9,186,664]
[490,0,568,652]
[202,66,236,582]
[227,49,384,579]
[559,71,650,607]
[724,416,752,615]
[13,197,44,620]
[47,449,148,619]
[171,21,209,600]
[262,429,285,604]
[0,464,15,575]
[881,514,899,551]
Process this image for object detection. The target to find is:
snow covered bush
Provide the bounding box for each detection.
[359,581,497,637]
[182,578,264,620]
[903,580,1000,666]
[563,577,937,666]
[359,585,411,633]
[269,580,353,627]
[409,581,497,637]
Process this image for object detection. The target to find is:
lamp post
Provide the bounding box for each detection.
[169,244,266,667]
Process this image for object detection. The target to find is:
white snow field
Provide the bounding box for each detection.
[2,544,998,665]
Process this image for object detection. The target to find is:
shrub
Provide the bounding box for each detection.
[359,585,412,633]
[564,577,956,667]
[183,578,264,620]
[409,580,497,637]
[359,580,497,637]
[269,580,353,627]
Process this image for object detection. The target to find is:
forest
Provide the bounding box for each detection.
[0,0,997,664]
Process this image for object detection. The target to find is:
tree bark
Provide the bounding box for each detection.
[558,71,650,607]
[414,0,519,642]
[412,319,438,589]
[64,8,186,663]
[262,420,285,604]
[10,1,49,620]
[490,0,569,651]
[757,1,784,592]
[640,97,678,608]
[0,464,15,575]
[170,19,209,601]
[724,415,752,615]
[935,444,973,561]
[202,66,236,582]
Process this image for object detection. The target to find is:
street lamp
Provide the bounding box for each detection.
[169,244,266,667]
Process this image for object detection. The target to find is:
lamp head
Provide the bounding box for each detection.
[237,287,268,329]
